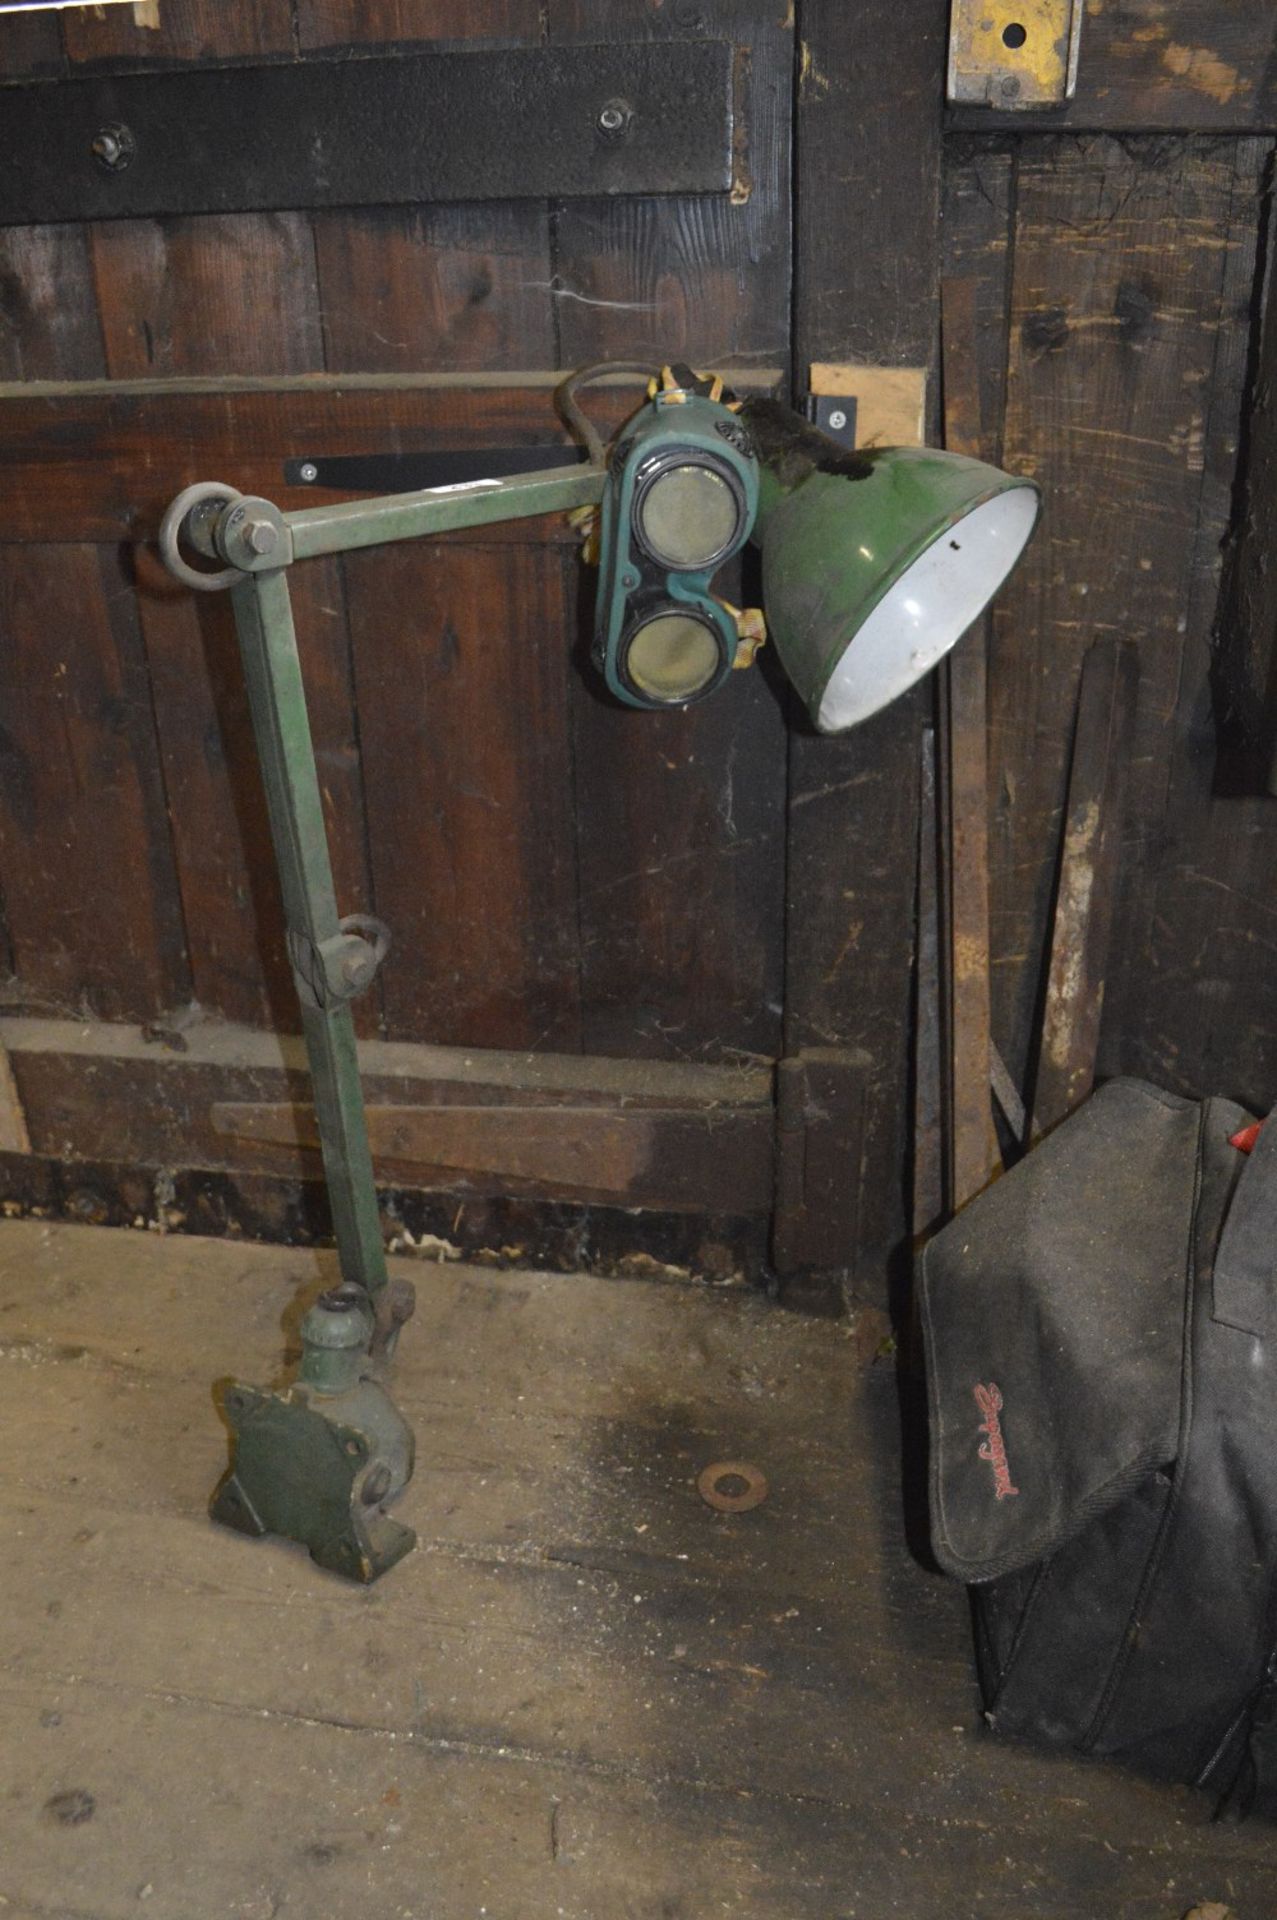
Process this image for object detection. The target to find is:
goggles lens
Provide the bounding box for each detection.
[622,609,723,704]
[634,462,744,570]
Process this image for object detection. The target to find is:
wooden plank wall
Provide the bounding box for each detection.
[790,0,950,1297]
[3,0,1277,1294]
[788,2,1277,1293]
[0,2,790,1077]
[942,131,1271,1115]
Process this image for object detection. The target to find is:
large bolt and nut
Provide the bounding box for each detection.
[222,502,282,563]
[244,518,280,557]
[341,948,375,991]
[597,98,632,138]
[91,124,135,172]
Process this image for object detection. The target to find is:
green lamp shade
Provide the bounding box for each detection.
[752,439,1040,734]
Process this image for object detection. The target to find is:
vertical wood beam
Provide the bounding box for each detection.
[940,275,999,1207]
[787,0,948,1294]
[992,136,1266,1101]
[548,0,793,1066]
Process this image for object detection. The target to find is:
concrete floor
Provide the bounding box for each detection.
[1,1218,1274,1919]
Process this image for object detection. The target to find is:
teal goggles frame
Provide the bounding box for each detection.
[591,385,761,710]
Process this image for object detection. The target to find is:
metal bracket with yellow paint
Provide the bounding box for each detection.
[947,0,1083,108]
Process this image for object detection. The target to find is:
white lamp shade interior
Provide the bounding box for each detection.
[816,487,1038,733]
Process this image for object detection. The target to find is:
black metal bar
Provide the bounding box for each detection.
[284,446,586,494]
[0,41,735,225]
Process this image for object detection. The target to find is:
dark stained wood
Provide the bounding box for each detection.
[302,3,557,380]
[941,633,998,1208]
[912,728,945,1239]
[570,663,788,1063]
[0,0,799,1236]
[297,0,568,1067]
[0,133,145,1025]
[547,0,792,375]
[774,1047,870,1273]
[0,378,626,544]
[1201,160,1277,797]
[211,1099,774,1212]
[343,540,583,1052]
[313,203,556,374]
[1032,639,1140,1136]
[941,275,999,1206]
[2,1012,773,1218]
[90,214,324,377]
[0,544,189,1021]
[786,0,948,1292]
[135,556,375,1033]
[940,144,1023,1150]
[0,1150,773,1275]
[990,134,1269,1100]
[85,189,370,1036]
[0,226,105,381]
[132,585,281,1027]
[948,2,1277,134]
[794,0,946,377]
[547,0,791,1069]
[941,143,1015,469]
[0,10,64,80]
[61,0,294,65]
[549,192,782,369]
[1108,141,1277,1113]
[296,0,543,53]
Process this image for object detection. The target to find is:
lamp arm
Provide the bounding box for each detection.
[287,463,605,562]
[161,464,606,584]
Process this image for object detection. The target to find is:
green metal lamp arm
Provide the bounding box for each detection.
[161,463,606,584]
[158,462,607,1340]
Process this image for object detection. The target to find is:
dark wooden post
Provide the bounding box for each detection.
[777,0,948,1296]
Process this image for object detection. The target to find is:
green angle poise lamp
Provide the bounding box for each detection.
[158,362,1040,1582]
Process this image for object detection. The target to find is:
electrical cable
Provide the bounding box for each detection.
[554,360,658,467]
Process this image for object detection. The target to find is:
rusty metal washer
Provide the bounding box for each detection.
[697,1460,768,1513]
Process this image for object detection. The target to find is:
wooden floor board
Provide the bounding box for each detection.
[0,1222,1274,1917]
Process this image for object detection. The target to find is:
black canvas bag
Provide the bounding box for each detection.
[919,1077,1277,1812]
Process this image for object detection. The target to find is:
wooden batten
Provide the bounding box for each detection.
[0,1015,775,1217]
